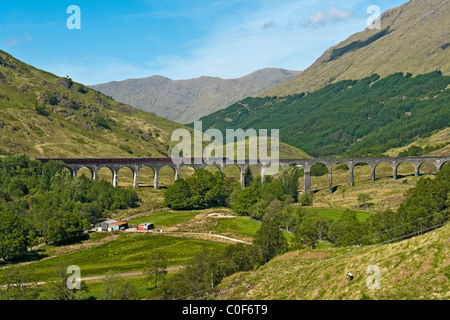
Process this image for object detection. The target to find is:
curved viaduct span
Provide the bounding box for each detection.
[37,157,449,194]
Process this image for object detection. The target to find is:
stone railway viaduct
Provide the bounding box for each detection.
[37,157,450,194]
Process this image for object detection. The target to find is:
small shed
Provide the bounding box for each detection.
[110,221,129,231]
[138,223,154,231]
[97,219,118,232]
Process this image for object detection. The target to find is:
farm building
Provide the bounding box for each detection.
[110,221,129,231]
[97,219,118,231]
[97,219,128,231]
[138,223,154,231]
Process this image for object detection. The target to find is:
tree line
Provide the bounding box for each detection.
[0,154,139,261]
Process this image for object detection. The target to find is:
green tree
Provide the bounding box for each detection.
[41,160,66,191]
[244,166,253,187]
[223,243,254,273]
[248,198,270,220]
[185,169,231,208]
[42,260,86,300]
[7,177,28,197]
[186,169,215,208]
[298,193,313,206]
[207,171,232,206]
[232,186,258,215]
[161,248,226,300]
[144,249,168,288]
[44,212,85,244]
[263,198,282,221]
[293,215,331,249]
[328,211,365,245]
[282,165,301,202]
[164,178,192,210]
[114,282,137,300]
[0,210,30,260]
[397,167,449,235]
[366,209,402,242]
[357,193,372,208]
[252,219,287,265]
[294,217,319,249]
[103,271,119,300]
[101,273,137,300]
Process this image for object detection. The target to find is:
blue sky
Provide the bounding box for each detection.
[0,0,407,85]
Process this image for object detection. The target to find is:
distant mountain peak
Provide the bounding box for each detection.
[90,68,302,124]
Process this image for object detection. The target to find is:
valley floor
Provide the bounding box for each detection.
[0,159,447,300]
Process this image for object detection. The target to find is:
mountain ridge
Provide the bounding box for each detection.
[90,68,302,124]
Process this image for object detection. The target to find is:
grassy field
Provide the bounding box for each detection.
[216,223,450,300]
[81,271,178,300]
[0,234,228,284]
[305,208,373,222]
[122,207,297,243]
[126,210,201,227]
[215,216,262,238]
[0,50,199,159]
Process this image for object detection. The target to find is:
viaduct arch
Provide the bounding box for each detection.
[37,156,449,194]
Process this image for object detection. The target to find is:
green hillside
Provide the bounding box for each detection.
[384,127,450,157]
[0,50,190,158]
[216,223,449,300]
[195,72,450,157]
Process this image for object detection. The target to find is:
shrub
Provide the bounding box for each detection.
[35,104,50,116]
[299,193,313,206]
[95,116,110,129]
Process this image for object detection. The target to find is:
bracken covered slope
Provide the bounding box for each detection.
[216,223,450,300]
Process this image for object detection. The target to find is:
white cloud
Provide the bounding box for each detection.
[4,38,21,46]
[309,10,327,24]
[263,21,276,31]
[307,5,353,26]
[4,34,32,46]
[329,6,353,20]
